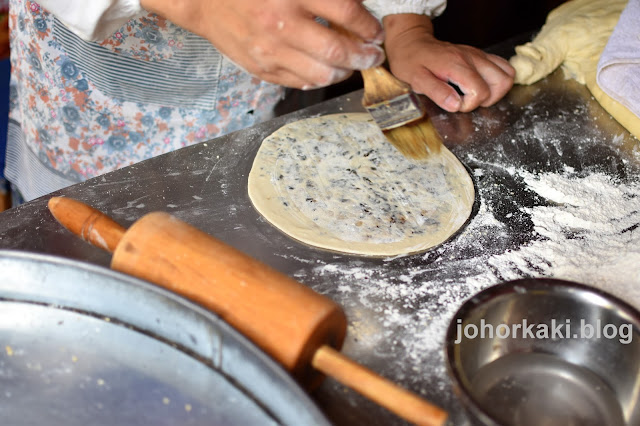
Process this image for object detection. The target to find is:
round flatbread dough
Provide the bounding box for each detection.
[248,113,475,256]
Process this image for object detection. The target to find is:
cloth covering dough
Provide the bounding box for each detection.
[509,0,640,140]
[248,113,475,256]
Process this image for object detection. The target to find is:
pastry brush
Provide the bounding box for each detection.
[334,25,442,160]
[360,66,442,160]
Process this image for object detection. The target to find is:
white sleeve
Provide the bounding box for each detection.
[363,0,447,21]
[37,0,142,41]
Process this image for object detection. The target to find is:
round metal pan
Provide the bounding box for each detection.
[0,250,329,426]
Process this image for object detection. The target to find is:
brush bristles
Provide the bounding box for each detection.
[383,118,443,160]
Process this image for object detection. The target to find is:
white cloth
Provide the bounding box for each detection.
[364,0,447,21]
[596,0,640,120]
[36,0,141,41]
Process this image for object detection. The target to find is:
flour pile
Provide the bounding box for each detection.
[493,170,640,301]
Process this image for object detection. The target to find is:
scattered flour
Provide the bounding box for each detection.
[295,168,640,394]
[493,171,640,299]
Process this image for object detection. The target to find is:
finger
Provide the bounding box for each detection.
[441,51,517,111]
[479,75,514,108]
[306,0,384,44]
[444,69,491,113]
[261,66,352,90]
[468,57,515,108]
[450,67,513,112]
[282,20,385,71]
[259,68,314,89]
[219,43,312,88]
[241,41,354,88]
[487,54,516,77]
[240,56,316,88]
[401,49,491,112]
[301,68,354,90]
[407,67,464,113]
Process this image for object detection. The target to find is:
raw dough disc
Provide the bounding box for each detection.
[248,113,475,256]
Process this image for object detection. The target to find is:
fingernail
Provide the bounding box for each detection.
[444,93,461,111]
[352,44,385,69]
[304,68,352,91]
[368,29,385,45]
[329,68,351,83]
[372,47,386,67]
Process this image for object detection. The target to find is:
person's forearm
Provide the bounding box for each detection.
[139,0,205,38]
[382,13,435,46]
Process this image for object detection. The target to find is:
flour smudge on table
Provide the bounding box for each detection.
[293,166,640,398]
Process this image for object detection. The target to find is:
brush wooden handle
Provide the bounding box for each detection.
[331,25,412,106]
[360,66,412,106]
[47,196,447,426]
[313,346,447,426]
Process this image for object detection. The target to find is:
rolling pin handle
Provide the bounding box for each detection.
[48,196,126,253]
[312,345,447,426]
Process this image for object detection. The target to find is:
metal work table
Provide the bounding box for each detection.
[1,59,639,424]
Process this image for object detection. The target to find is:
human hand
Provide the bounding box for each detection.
[140,0,386,89]
[383,14,515,113]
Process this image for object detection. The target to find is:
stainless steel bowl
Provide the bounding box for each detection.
[446,278,640,426]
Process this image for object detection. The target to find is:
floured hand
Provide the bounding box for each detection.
[140,0,386,89]
[383,13,515,113]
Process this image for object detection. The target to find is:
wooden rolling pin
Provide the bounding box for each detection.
[48,196,447,426]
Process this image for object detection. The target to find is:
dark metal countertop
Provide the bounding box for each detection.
[1,63,640,424]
